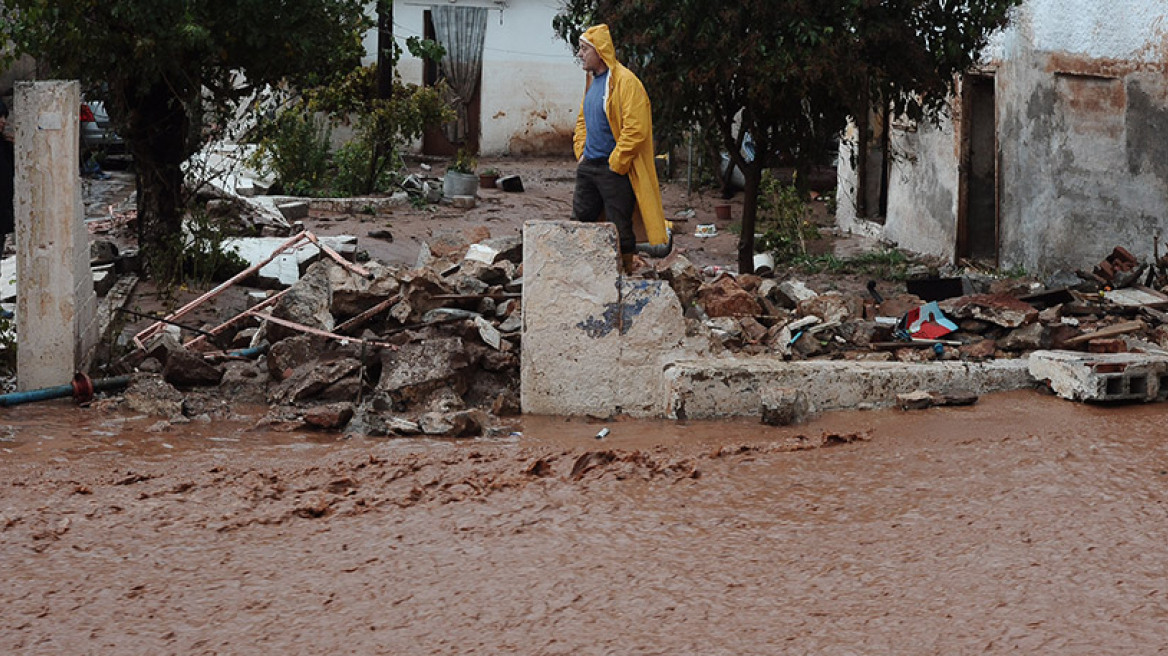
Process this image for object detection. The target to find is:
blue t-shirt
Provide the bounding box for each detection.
[582,71,616,161]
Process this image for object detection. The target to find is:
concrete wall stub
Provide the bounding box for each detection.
[14,80,98,391]
[521,221,687,417]
[662,357,1035,419]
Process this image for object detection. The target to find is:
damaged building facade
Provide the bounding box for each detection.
[836,1,1168,276]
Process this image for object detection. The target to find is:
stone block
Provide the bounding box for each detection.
[521,221,687,417]
[1028,349,1168,402]
[451,195,476,209]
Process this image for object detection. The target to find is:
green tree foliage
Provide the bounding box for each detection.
[555,0,1021,274]
[0,0,370,277]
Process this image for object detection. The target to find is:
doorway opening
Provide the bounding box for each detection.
[957,73,999,265]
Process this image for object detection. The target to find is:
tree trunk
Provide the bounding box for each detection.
[126,81,190,273]
[737,159,763,275]
[377,0,394,100]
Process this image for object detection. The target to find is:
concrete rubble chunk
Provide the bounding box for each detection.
[464,243,500,265]
[1028,349,1168,402]
[267,335,320,381]
[302,402,355,430]
[475,316,503,350]
[276,200,310,221]
[269,358,363,404]
[896,390,935,410]
[377,337,478,405]
[798,292,860,324]
[776,279,818,308]
[122,374,185,418]
[328,261,402,317]
[419,410,485,436]
[698,275,762,319]
[658,252,703,309]
[267,260,335,343]
[760,387,810,425]
[163,347,226,387]
[1000,322,1047,352]
[479,236,523,264]
[939,293,1038,329]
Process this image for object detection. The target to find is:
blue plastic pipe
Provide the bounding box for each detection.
[0,374,131,407]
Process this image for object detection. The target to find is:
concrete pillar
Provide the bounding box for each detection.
[520,221,687,417]
[14,81,97,391]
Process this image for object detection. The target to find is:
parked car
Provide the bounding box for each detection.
[80,100,124,154]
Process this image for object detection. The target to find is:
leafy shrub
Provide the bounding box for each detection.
[249,107,332,197]
[755,170,819,262]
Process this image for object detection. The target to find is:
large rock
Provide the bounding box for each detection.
[328,261,403,317]
[163,348,225,387]
[377,337,479,405]
[269,357,363,404]
[122,374,184,417]
[267,260,334,343]
[302,402,355,430]
[698,275,762,319]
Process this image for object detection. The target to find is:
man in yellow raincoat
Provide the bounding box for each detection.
[572,24,667,274]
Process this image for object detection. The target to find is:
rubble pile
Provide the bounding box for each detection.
[110,229,525,437]
[650,246,1168,366]
[102,230,1168,435]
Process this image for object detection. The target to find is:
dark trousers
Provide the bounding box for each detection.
[572,159,636,254]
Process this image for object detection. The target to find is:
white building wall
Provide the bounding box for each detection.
[380,0,582,156]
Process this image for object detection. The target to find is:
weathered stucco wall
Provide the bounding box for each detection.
[838,0,1168,275]
[881,116,962,260]
[384,0,580,157]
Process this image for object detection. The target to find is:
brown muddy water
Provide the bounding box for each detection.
[3,390,1168,654]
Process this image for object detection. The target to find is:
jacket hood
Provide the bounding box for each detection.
[580,24,618,71]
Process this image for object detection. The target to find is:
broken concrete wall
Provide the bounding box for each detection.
[837,0,1168,275]
[520,221,688,417]
[663,358,1034,419]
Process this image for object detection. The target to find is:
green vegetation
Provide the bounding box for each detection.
[250,62,453,198]
[793,248,912,281]
[555,0,1022,274]
[754,171,819,263]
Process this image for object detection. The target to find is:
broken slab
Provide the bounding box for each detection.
[662,357,1033,419]
[939,293,1038,329]
[1028,349,1168,403]
[224,235,358,287]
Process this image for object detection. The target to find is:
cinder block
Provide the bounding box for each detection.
[1028,349,1168,402]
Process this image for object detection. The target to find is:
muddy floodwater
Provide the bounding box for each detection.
[3,390,1168,654]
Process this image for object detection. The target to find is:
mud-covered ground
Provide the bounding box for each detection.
[4,390,1168,654]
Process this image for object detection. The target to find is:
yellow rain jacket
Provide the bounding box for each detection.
[573,24,668,246]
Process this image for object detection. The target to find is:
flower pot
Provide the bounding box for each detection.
[443,171,478,199]
[479,174,499,189]
[714,204,732,221]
